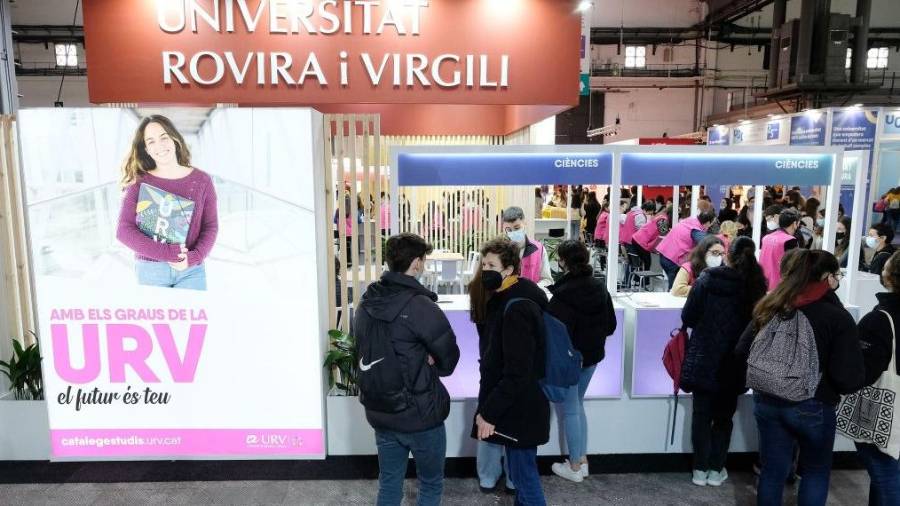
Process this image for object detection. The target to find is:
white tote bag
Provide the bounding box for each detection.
[836,310,900,457]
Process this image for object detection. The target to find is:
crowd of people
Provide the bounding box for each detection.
[347,186,900,505]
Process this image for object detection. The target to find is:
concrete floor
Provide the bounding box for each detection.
[0,470,871,505]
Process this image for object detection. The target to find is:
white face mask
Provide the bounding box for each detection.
[766,220,778,231]
[705,254,723,268]
[506,229,526,245]
[619,214,627,225]
[866,236,880,249]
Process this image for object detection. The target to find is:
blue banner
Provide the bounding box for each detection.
[621,153,834,186]
[732,127,745,145]
[790,113,827,146]
[397,152,613,186]
[766,121,781,141]
[707,127,730,145]
[832,109,878,219]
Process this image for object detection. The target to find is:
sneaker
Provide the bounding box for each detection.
[707,469,728,487]
[692,470,709,486]
[580,461,589,478]
[552,461,584,483]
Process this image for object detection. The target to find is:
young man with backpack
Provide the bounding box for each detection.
[354,233,460,506]
[735,249,864,506]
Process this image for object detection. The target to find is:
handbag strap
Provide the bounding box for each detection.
[879,310,897,373]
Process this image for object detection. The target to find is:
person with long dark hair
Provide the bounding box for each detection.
[680,237,767,487]
[834,216,852,268]
[116,115,218,290]
[736,249,865,506]
[468,238,550,504]
[671,235,725,297]
[546,240,617,483]
[582,192,602,245]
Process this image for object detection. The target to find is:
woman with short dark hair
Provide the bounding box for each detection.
[546,240,617,483]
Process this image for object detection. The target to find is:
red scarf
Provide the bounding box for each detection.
[793,280,830,307]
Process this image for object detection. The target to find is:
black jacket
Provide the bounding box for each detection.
[471,278,550,448]
[735,290,865,406]
[869,245,897,276]
[859,292,900,386]
[547,271,616,367]
[681,266,757,394]
[354,272,460,433]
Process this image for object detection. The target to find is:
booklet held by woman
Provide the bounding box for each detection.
[135,183,194,244]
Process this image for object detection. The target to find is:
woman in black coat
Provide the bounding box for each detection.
[546,240,616,483]
[680,236,768,487]
[855,251,900,505]
[469,237,549,505]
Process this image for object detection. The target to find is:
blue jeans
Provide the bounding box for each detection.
[659,254,680,289]
[136,260,207,290]
[560,365,597,463]
[506,446,546,506]
[374,424,446,506]
[477,440,513,489]
[754,394,836,506]
[856,442,900,506]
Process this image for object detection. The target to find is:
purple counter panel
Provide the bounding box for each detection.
[632,307,686,397]
[441,309,625,399]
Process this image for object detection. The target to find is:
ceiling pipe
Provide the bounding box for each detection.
[767,0,787,90]
[851,0,873,84]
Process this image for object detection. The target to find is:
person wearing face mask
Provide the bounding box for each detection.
[621,201,656,269]
[735,249,865,506]
[671,236,726,297]
[680,237,767,487]
[852,251,900,506]
[759,208,801,291]
[468,238,550,505]
[353,233,460,506]
[632,203,672,271]
[866,223,897,277]
[501,207,553,287]
[656,210,717,289]
[834,217,852,268]
[546,240,617,483]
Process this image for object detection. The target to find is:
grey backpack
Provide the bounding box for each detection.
[747,310,822,402]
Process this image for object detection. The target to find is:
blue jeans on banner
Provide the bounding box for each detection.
[659,254,680,289]
[135,260,207,290]
[559,365,597,464]
[374,424,446,506]
[856,442,900,506]
[477,440,513,490]
[506,446,546,506]
[754,394,836,506]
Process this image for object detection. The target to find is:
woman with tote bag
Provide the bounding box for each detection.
[839,250,900,505]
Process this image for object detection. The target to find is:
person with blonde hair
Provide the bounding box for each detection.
[116,115,218,290]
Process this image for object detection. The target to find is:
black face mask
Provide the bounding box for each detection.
[481,270,503,291]
[836,232,846,241]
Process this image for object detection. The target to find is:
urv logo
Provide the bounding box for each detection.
[887,114,900,133]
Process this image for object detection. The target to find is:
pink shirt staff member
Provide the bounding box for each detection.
[759,208,801,291]
[656,210,716,289]
[501,207,553,287]
[116,115,218,291]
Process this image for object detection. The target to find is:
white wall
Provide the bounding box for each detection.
[17,76,90,108]
[604,87,700,140]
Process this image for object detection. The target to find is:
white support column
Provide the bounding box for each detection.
[845,151,869,304]
[823,152,843,256]
[607,154,622,295]
[671,186,680,226]
[752,185,764,253]
[566,185,572,240]
[637,185,643,206]
[690,185,700,216]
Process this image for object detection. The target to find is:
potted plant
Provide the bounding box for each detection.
[0,336,51,460]
[323,329,375,454]
[0,336,44,400]
[322,329,358,396]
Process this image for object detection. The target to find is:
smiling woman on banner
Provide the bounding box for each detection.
[116,115,219,290]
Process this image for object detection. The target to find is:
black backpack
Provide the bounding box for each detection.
[356,315,411,414]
